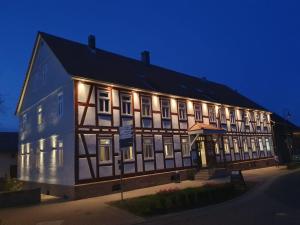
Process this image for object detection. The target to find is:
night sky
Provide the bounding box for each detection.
[0,0,299,131]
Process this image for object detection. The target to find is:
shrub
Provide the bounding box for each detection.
[287,162,300,170]
[2,178,23,192]
[186,170,196,180]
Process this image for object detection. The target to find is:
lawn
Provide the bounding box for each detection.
[111,182,247,217]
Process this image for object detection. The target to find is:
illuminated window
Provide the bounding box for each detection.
[178,102,187,120]
[37,105,43,125]
[161,99,170,119]
[164,137,173,158]
[233,139,239,153]
[124,146,134,161]
[143,137,154,159]
[243,140,248,152]
[258,138,264,151]
[98,90,110,113]
[208,106,216,123]
[141,96,151,117]
[224,138,230,154]
[194,104,203,121]
[58,93,63,117]
[215,142,220,154]
[230,110,236,124]
[251,139,256,151]
[99,138,112,163]
[266,138,271,151]
[121,94,132,115]
[220,107,226,124]
[181,137,190,156]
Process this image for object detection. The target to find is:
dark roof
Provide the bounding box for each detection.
[40,32,266,111]
[271,113,300,131]
[0,132,18,153]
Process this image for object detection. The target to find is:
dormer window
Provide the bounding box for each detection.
[208,106,216,123]
[161,99,170,119]
[121,94,132,116]
[98,90,110,114]
[178,102,187,120]
[194,104,203,122]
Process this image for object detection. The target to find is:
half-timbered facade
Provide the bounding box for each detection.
[16,32,275,198]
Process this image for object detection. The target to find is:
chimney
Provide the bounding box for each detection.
[141,50,150,64]
[88,34,96,49]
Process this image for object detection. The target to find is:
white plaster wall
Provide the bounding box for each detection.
[112,89,119,107]
[153,113,161,128]
[18,38,75,186]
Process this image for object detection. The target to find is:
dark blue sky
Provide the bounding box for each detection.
[1,0,300,131]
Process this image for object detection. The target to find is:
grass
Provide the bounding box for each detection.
[111,183,247,217]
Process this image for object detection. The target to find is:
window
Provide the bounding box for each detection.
[233,139,239,153]
[164,137,174,158]
[161,99,170,119]
[258,138,264,151]
[244,111,250,126]
[215,142,220,154]
[121,94,132,115]
[250,112,255,122]
[220,108,226,124]
[124,146,134,161]
[22,113,27,130]
[266,138,271,151]
[256,113,261,126]
[263,114,268,127]
[243,140,248,152]
[181,137,190,156]
[98,90,110,113]
[37,105,43,125]
[251,139,256,151]
[178,102,187,120]
[141,96,151,117]
[194,104,203,121]
[99,138,112,163]
[224,138,230,154]
[208,106,216,123]
[58,93,63,117]
[230,110,236,124]
[143,137,154,159]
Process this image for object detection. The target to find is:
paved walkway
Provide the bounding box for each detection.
[0,166,288,225]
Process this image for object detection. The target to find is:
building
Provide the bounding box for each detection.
[0,132,18,178]
[16,32,275,199]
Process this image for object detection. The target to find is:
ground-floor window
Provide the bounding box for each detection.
[224,138,230,154]
[99,138,112,163]
[258,138,264,151]
[233,138,239,153]
[251,139,256,151]
[143,137,154,159]
[124,146,134,161]
[215,142,220,154]
[266,138,271,151]
[243,140,248,152]
[164,137,174,158]
[181,137,190,156]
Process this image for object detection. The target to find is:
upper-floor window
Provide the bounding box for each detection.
[230,109,236,124]
[58,93,63,117]
[161,99,170,119]
[208,106,216,123]
[243,140,248,152]
[124,146,134,161]
[143,137,154,159]
[250,111,255,122]
[256,113,261,126]
[233,138,239,153]
[98,90,110,113]
[164,137,174,158]
[263,114,268,127]
[37,105,43,125]
[251,139,256,151]
[224,138,230,154]
[99,138,112,163]
[266,138,271,151]
[181,137,190,156]
[194,104,203,121]
[121,94,132,116]
[22,113,27,130]
[220,107,226,124]
[258,138,264,151]
[243,111,250,126]
[178,102,187,120]
[141,96,151,117]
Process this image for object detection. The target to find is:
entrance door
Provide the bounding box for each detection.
[205,136,217,167]
[196,137,207,167]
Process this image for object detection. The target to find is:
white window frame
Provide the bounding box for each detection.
[251,139,256,152]
[141,96,152,117]
[256,113,261,126]
[161,99,171,119]
[98,90,110,114]
[164,137,174,158]
[208,106,216,123]
[233,138,239,153]
[244,111,250,126]
[178,102,187,120]
[230,109,236,124]
[181,137,190,156]
[123,146,134,161]
[224,138,230,154]
[258,138,264,151]
[194,104,203,122]
[243,140,248,152]
[121,94,132,116]
[266,138,271,151]
[220,108,226,124]
[58,93,63,117]
[143,137,154,160]
[99,138,112,163]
